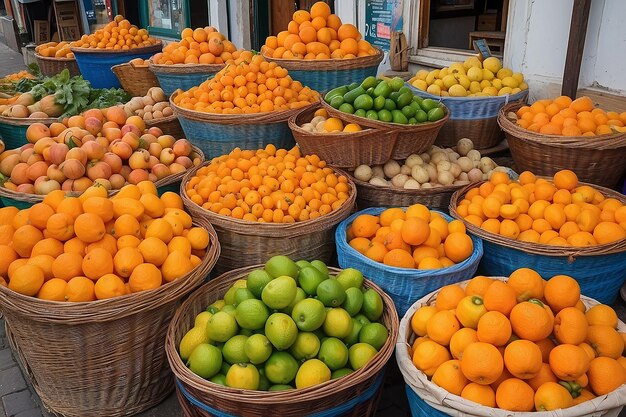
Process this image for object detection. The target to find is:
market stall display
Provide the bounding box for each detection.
[34,42,81,77]
[111,58,160,97]
[397,274,626,416]
[450,169,626,303]
[122,87,184,138]
[166,259,397,416]
[499,97,626,187]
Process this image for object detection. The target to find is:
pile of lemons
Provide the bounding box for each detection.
[409,56,528,98]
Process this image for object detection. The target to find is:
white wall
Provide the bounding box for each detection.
[505,0,626,100]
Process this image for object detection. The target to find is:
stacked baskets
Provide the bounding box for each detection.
[112,59,160,97]
[35,54,81,77]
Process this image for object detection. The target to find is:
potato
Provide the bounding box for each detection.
[148,87,167,102]
[369,177,389,187]
[436,161,451,172]
[129,97,144,111]
[383,160,401,178]
[420,153,431,163]
[311,116,325,126]
[456,138,474,156]
[354,165,373,182]
[493,166,509,174]
[457,156,474,172]
[144,105,153,112]
[426,164,438,182]
[162,107,173,117]
[153,102,167,112]
[411,165,429,184]
[430,152,449,164]
[403,179,420,189]
[468,168,483,182]
[153,110,163,119]
[371,165,385,178]
[135,109,145,117]
[449,163,462,178]
[405,154,424,168]
[479,157,497,173]
[448,152,460,162]
[391,173,409,188]
[400,165,412,175]
[315,121,327,132]
[467,149,481,162]
[437,171,455,186]
[142,96,155,106]
[454,180,470,186]
[421,183,433,189]
[143,112,153,120]
[301,124,315,133]
[459,172,469,181]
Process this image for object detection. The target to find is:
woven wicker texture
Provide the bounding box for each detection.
[171,92,306,159]
[335,207,483,316]
[71,43,163,89]
[111,61,160,96]
[289,105,397,169]
[0,217,220,417]
[406,85,528,150]
[35,54,81,77]
[0,145,204,209]
[166,264,398,417]
[498,102,626,188]
[0,116,58,149]
[449,180,626,304]
[181,165,356,274]
[263,49,384,93]
[145,114,185,138]
[149,59,224,96]
[320,101,449,160]
[397,277,626,417]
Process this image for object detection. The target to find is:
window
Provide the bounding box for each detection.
[142,0,190,38]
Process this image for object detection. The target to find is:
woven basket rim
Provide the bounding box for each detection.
[34,53,76,63]
[180,163,357,233]
[262,47,384,70]
[0,216,220,323]
[448,179,626,256]
[0,145,204,204]
[0,115,59,126]
[166,264,398,402]
[408,85,529,102]
[288,104,387,137]
[498,102,626,149]
[396,276,626,417]
[170,90,318,125]
[144,113,178,126]
[148,57,225,74]
[70,41,163,55]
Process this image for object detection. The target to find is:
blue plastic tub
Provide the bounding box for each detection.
[72,44,163,89]
[336,207,483,316]
[151,70,219,97]
[0,118,56,149]
[405,385,451,417]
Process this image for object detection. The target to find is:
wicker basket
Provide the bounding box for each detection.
[263,48,384,93]
[181,165,356,274]
[71,43,163,89]
[335,207,483,316]
[145,114,185,138]
[397,277,626,417]
[320,100,449,160]
[35,54,81,77]
[0,145,204,209]
[171,91,311,159]
[0,216,220,417]
[111,60,160,97]
[0,116,58,149]
[449,180,626,304]
[166,264,398,417]
[289,105,397,169]
[407,85,529,149]
[149,58,224,96]
[498,102,626,188]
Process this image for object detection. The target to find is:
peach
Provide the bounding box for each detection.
[82,141,105,160]
[121,132,140,150]
[127,169,149,184]
[175,156,193,168]
[86,161,112,181]
[121,123,142,137]
[148,156,159,169]
[16,183,35,194]
[172,139,192,157]
[140,134,157,148]
[93,178,112,190]
[0,154,21,176]
[26,123,51,144]
[60,159,86,180]
[102,121,119,130]
[109,173,126,189]
[125,115,146,131]
[66,148,88,165]
[169,163,186,174]
[105,106,128,125]
[110,141,132,159]
[95,137,109,149]
[119,165,131,180]
[82,108,104,123]
[26,153,44,165]
[151,163,171,180]
[26,161,49,182]
[34,177,61,194]
[103,127,122,142]
[48,143,69,165]
[10,163,30,184]
[84,117,102,136]
[49,122,67,137]
[33,137,55,156]
[157,135,175,149]
[148,173,157,182]
[47,164,66,183]
[67,115,86,129]
[147,127,163,137]
[159,148,175,165]
[20,148,36,163]
[72,177,92,192]
[128,149,150,170]
[148,142,163,158]
[61,179,73,191]
[102,153,122,174]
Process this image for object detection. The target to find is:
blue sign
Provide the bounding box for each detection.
[364,0,404,50]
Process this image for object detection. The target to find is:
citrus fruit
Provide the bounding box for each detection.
[265,255,299,278]
[226,363,260,390]
[268,384,294,391]
[295,359,331,389]
[335,268,364,290]
[244,334,273,365]
[265,351,299,384]
[343,287,364,316]
[265,312,298,350]
[222,334,250,364]
[322,308,354,339]
[210,374,227,386]
[187,343,222,379]
[262,276,297,309]
[282,287,307,315]
[362,289,384,321]
[206,311,239,342]
[331,368,353,379]
[358,322,389,350]
[246,269,273,298]
[348,342,378,370]
[297,266,327,295]
[290,332,321,361]
[291,298,327,331]
[316,279,347,307]
[234,288,256,304]
[318,337,349,370]
[342,318,363,346]
[235,299,270,330]
[194,311,213,329]
[310,260,329,275]
[179,327,209,361]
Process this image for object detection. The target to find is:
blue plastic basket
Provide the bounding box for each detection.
[71,44,163,89]
[335,207,483,316]
[0,195,32,210]
[150,68,220,97]
[0,117,56,149]
[405,385,451,417]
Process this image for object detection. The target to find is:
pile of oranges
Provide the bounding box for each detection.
[71,15,159,50]
[172,52,318,114]
[185,145,351,223]
[346,205,474,270]
[514,96,626,136]
[0,182,210,302]
[261,1,377,60]
[409,270,626,411]
[35,42,73,58]
[153,26,237,65]
[455,170,626,246]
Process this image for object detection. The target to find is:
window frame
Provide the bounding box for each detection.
[139,0,191,39]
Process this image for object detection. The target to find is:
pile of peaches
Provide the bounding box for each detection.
[0,106,202,195]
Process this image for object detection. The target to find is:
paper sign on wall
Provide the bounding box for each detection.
[365,0,404,51]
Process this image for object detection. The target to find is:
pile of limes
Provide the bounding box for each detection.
[179,255,389,391]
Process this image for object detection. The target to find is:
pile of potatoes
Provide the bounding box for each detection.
[353,138,508,190]
[122,87,173,121]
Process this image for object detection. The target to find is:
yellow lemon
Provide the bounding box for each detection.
[442,74,458,89]
[412,79,428,91]
[498,87,513,96]
[323,118,344,133]
[483,57,502,74]
[449,84,468,97]
[482,86,499,96]
[467,66,483,82]
[449,63,466,75]
[439,68,449,78]
[512,72,525,84]
[295,359,331,389]
[502,76,519,88]
[469,81,482,94]
[457,75,471,90]
[415,69,429,81]
[463,56,483,70]
[482,69,495,81]
[427,84,442,96]
[343,123,362,132]
[497,68,513,79]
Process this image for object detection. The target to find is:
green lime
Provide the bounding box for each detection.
[291,298,326,331]
[347,82,360,91]
[295,359,331,389]
[412,95,424,104]
[298,266,327,295]
[408,117,417,125]
[389,91,401,102]
[234,288,256,305]
[354,108,366,117]
[373,95,386,110]
[342,287,364,316]
[360,76,378,90]
[342,318,362,346]
[339,103,355,114]
[415,109,428,123]
[246,269,273,298]
[220,304,236,317]
[354,94,374,110]
[390,77,405,92]
[366,87,375,96]
[358,322,389,350]
[268,384,294,391]
[324,85,348,102]
[396,92,413,108]
[377,109,392,122]
[329,95,344,109]
[318,337,349,370]
[206,311,239,342]
[258,372,271,391]
[209,373,227,385]
[194,311,213,329]
[264,255,299,279]
[265,351,299,384]
[290,332,321,361]
[226,363,260,390]
[222,334,249,364]
[362,289,384,322]
[366,110,379,120]
[187,343,222,379]
[420,98,438,112]
[179,327,209,361]
[391,109,408,124]
[384,98,396,111]
[331,368,353,379]
[265,312,298,350]
[322,308,354,339]
[244,333,273,364]
[373,80,391,98]
[354,314,371,327]
[206,305,220,314]
[239,329,253,336]
[399,86,413,96]
[401,105,416,118]
[281,287,306,315]
[310,260,328,276]
[336,268,364,290]
[223,287,238,306]
[427,107,445,122]
[221,361,230,376]
[295,260,311,270]
[316,279,346,307]
[348,343,378,370]
[262,276,297,309]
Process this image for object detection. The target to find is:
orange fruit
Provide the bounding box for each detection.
[310,1,331,19]
[449,328,479,360]
[74,213,106,243]
[543,274,580,312]
[477,311,512,346]
[337,24,360,41]
[593,221,626,244]
[382,249,415,269]
[585,304,618,328]
[11,225,43,257]
[534,381,573,411]
[8,264,44,296]
[51,252,83,281]
[31,238,64,258]
[432,359,468,395]
[461,342,504,385]
[28,203,55,230]
[412,339,451,377]
[401,217,430,246]
[507,267,544,302]
[94,273,127,300]
[509,300,554,342]
[37,278,68,301]
[464,276,495,297]
[435,284,465,311]
[128,263,162,292]
[526,362,558,391]
[64,276,96,302]
[483,280,517,316]
[351,214,380,238]
[461,383,496,407]
[426,310,460,346]
[82,247,114,280]
[443,232,473,263]
[495,378,535,411]
[553,169,578,190]
[553,307,588,345]
[410,305,437,337]
[503,340,543,379]
[588,357,626,395]
[549,344,590,380]
[586,325,624,359]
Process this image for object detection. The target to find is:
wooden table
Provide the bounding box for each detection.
[469,31,506,53]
